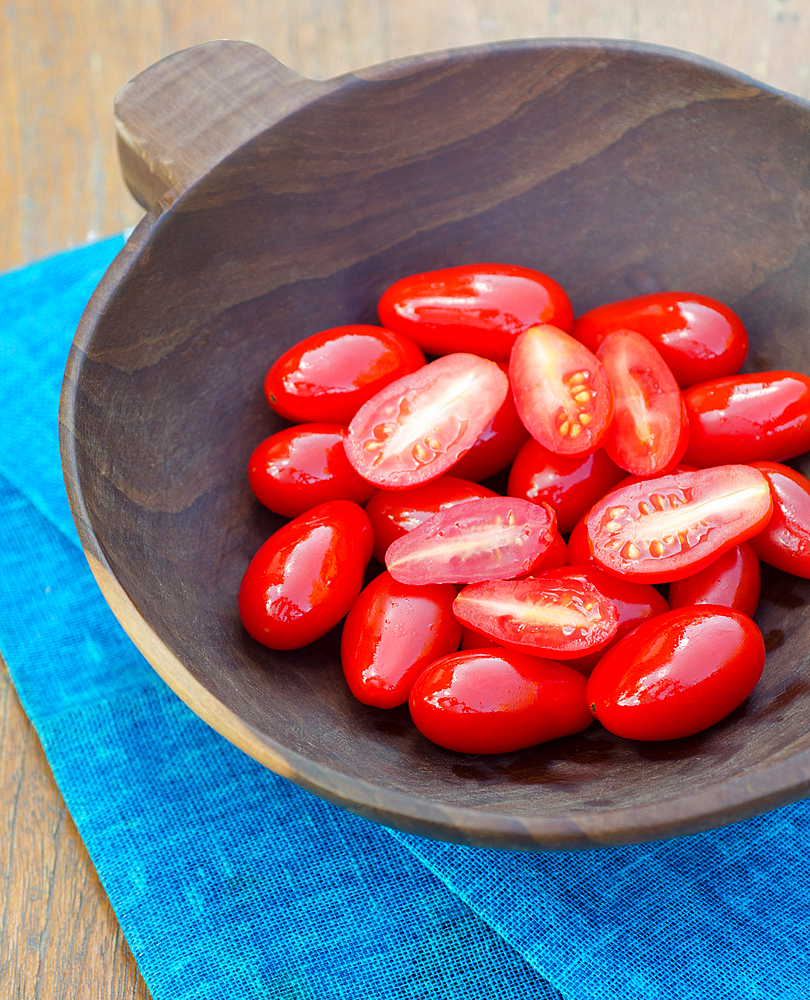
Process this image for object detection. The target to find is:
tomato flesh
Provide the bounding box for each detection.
[385,497,556,585]
[345,353,508,489]
[748,461,810,579]
[668,541,761,617]
[510,324,614,456]
[586,606,765,740]
[408,649,592,754]
[584,465,773,583]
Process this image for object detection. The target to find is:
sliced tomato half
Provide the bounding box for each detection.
[509,324,613,456]
[584,465,773,583]
[345,353,508,489]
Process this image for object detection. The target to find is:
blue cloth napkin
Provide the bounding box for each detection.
[2,234,809,1000]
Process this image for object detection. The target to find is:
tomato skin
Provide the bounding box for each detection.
[597,329,689,476]
[510,324,614,456]
[408,649,592,754]
[682,371,810,467]
[264,324,425,424]
[341,572,461,709]
[238,500,373,649]
[378,263,574,362]
[447,363,530,481]
[345,353,508,489]
[586,606,765,741]
[364,475,498,564]
[248,423,376,518]
[748,462,810,578]
[584,465,773,583]
[669,542,761,617]
[573,292,748,388]
[507,439,625,534]
[385,497,556,585]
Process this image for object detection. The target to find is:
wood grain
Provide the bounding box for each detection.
[5,3,810,998]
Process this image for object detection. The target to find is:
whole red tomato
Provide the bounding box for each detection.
[341,572,461,709]
[668,542,761,617]
[682,371,810,467]
[238,500,373,649]
[573,291,748,388]
[378,263,574,361]
[248,423,376,518]
[586,606,765,740]
[748,461,810,578]
[264,324,425,424]
[408,649,592,754]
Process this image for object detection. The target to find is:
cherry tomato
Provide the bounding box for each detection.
[529,529,568,572]
[668,542,761,617]
[408,649,592,754]
[378,263,574,362]
[584,465,773,583]
[565,515,594,567]
[238,500,373,649]
[264,324,425,424]
[510,324,614,456]
[454,575,618,659]
[507,439,625,534]
[597,329,689,476]
[748,461,810,578]
[682,371,810,467]
[345,353,508,489]
[385,497,556,585]
[364,475,498,564]
[586,606,765,740]
[341,571,461,709]
[573,292,748,388]
[447,363,530,481]
[248,423,376,518]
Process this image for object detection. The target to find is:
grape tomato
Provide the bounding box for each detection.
[748,461,810,578]
[668,541,761,617]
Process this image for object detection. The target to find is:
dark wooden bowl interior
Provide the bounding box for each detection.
[61,39,810,850]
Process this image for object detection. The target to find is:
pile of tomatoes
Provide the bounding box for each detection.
[238,264,810,755]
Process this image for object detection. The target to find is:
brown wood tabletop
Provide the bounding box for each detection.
[3,1,810,996]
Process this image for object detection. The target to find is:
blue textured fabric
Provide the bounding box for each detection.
[1,235,809,999]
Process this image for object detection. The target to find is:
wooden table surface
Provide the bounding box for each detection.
[2,1,810,996]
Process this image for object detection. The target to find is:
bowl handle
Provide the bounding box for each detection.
[113,40,329,212]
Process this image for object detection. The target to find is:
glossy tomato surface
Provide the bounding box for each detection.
[748,461,810,578]
[341,571,461,709]
[682,371,810,467]
[584,465,772,583]
[385,496,556,585]
[408,649,592,754]
[447,363,530,481]
[510,324,613,456]
[264,324,425,424]
[454,575,618,659]
[586,606,765,740]
[364,475,498,564]
[238,500,373,649]
[248,423,376,518]
[597,329,689,476]
[345,353,508,489]
[507,440,626,534]
[573,292,748,388]
[669,541,761,617]
[378,263,574,361]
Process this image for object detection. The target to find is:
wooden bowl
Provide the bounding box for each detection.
[60,38,810,851]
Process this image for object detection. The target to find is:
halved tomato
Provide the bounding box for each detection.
[510,324,613,456]
[345,353,508,489]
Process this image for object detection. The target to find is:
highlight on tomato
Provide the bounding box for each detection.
[377,263,574,361]
[572,291,749,388]
[510,324,614,456]
[264,324,425,424]
[596,329,689,476]
[583,465,773,583]
[586,606,766,740]
[345,353,508,489]
[748,461,810,578]
[341,572,461,709]
[668,542,761,617]
[408,649,593,754]
[385,497,557,585]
